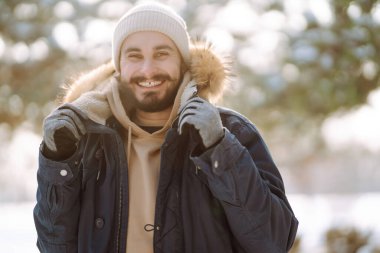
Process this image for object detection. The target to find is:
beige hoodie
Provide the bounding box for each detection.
[106,73,191,253]
[61,41,231,253]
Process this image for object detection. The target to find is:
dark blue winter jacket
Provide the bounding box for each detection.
[34,105,298,253]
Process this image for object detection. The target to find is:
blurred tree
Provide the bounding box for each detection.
[325,227,370,253]
[0,0,135,130]
[272,0,380,126]
[0,0,379,135]
[288,236,301,253]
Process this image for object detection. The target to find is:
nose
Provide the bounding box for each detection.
[140,59,156,79]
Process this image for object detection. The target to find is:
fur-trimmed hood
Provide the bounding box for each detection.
[61,41,232,104]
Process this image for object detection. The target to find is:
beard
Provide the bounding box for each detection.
[117,72,184,113]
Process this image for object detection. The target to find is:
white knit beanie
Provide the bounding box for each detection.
[112,2,190,71]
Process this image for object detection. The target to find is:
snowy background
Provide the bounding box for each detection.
[1,0,380,252]
[1,114,380,252]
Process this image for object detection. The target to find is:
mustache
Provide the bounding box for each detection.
[128,73,173,84]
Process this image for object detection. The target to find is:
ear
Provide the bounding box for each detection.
[113,72,121,82]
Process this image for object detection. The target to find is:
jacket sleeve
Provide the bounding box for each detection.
[33,143,82,253]
[191,119,298,252]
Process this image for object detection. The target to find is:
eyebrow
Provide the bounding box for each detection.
[155,45,175,51]
[124,45,176,53]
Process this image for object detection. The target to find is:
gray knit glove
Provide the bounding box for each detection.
[178,97,224,148]
[43,107,86,158]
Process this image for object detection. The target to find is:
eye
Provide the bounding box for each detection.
[156,51,169,58]
[127,53,142,60]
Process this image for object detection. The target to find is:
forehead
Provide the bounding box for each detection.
[121,31,179,52]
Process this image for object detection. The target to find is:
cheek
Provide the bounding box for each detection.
[119,62,134,82]
[120,71,130,83]
[167,62,182,79]
[120,58,136,78]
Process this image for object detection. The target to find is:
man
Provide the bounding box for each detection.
[34,2,298,253]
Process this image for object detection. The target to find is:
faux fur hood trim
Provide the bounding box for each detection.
[60,40,232,104]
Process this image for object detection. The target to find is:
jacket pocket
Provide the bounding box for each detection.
[46,183,63,215]
[207,169,241,207]
[37,239,67,253]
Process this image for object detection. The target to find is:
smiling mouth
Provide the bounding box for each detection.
[138,80,163,88]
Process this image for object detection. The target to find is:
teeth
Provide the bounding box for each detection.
[139,80,162,87]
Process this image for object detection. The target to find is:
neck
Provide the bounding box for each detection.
[135,106,173,123]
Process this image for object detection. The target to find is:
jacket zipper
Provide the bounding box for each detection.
[115,134,125,253]
[116,174,122,252]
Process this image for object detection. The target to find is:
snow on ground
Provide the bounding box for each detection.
[289,193,380,252]
[0,202,38,253]
[1,194,380,253]
[0,122,40,202]
[1,95,380,252]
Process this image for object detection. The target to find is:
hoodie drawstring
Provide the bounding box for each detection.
[127,125,132,168]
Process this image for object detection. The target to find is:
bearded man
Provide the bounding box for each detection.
[34,2,298,253]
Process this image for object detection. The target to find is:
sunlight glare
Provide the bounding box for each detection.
[260,10,286,31]
[78,0,101,5]
[372,2,380,24]
[97,1,131,19]
[164,0,187,11]
[9,95,24,116]
[282,63,300,83]
[196,4,220,25]
[30,38,49,61]
[284,0,308,16]
[0,37,5,59]
[53,22,79,52]
[11,42,29,64]
[54,1,75,19]
[362,61,378,81]
[14,3,38,20]
[238,31,286,74]
[249,31,285,54]
[284,0,333,30]
[84,19,114,44]
[286,14,307,33]
[309,0,334,26]
[211,0,258,35]
[203,27,234,52]
[347,3,362,20]
[25,102,40,122]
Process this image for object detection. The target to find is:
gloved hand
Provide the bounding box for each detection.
[178,97,224,148]
[43,107,86,159]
